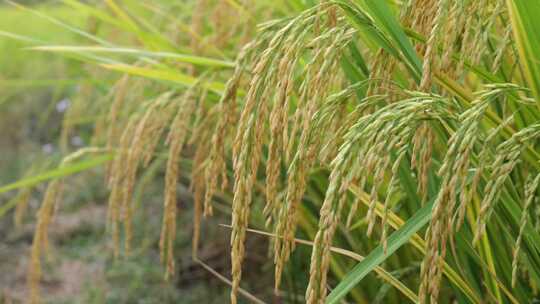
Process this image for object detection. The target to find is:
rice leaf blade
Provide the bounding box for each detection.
[0,153,112,195]
[326,199,434,304]
[506,0,540,104]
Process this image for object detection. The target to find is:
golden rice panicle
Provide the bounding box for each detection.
[263,47,292,226]
[226,12,327,301]
[204,40,259,218]
[409,0,437,35]
[161,150,179,280]
[188,91,214,259]
[366,96,440,248]
[264,28,305,227]
[338,95,389,228]
[190,129,211,260]
[403,0,494,85]
[404,0,437,56]
[160,90,198,280]
[229,104,267,304]
[306,165,350,304]
[210,0,243,50]
[302,102,363,302]
[365,145,390,237]
[97,72,140,150]
[91,87,117,147]
[122,109,153,255]
[284,11,337,160]
[204,34,279,303]
[107,118,136,258]
[458,114,514,231]
[362,104,410,237]
[120,92,173,255]
[229,15,304,303]
[104,75,132,177]
[365,49,401,101]
[273,25,353,291]
[142,96,178,166]
[28,179,63,304]
[419,98,483,302]
[229,66,270,304]
[13,167,41,228]
[512,173,540,287]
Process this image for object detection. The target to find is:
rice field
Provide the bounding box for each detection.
[1,0,540,303]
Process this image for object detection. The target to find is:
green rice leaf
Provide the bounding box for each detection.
[101,63,226,93]
[30,45,235,68]
[506,0,540,105]
[0,153,112,195]
[326,199,434,304]
[353,0,421,78]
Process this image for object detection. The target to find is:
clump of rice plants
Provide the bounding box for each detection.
[4,0,540,303]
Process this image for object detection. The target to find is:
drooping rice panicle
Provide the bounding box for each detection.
[28,147,105,304]
[273,25,355,291]
[491,24,513,73]
[122,92,174,255]
[107,118,136,258]
[475,123,540,244]
[28,179,63,304]
[161,88,199,280]
[204,40,260,218]
[189,89,214,260]
[512,173,540,287]
[306,93,454,303]
[419,83,524,303]
[227,8,345,302]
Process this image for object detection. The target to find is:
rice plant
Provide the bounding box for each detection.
[2,0,540,303]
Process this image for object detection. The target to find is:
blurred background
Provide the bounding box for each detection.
[0,1,294,303]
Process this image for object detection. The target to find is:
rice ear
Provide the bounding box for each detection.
[28,179,63,304]
[512,173,540,287]
[28,147,105,304]
[161,89,199,279]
